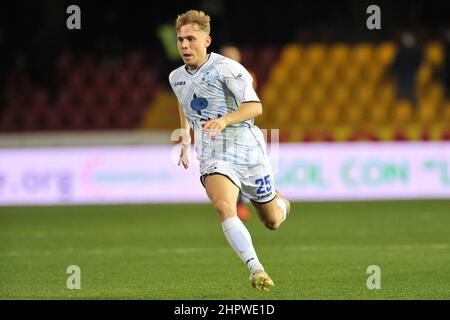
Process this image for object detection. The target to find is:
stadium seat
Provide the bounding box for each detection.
[273,106,292,127]
[329,43,350,66]
[424,83,445,105]
[367,104,389,124]
[376,83,396,106]
[36,106,61,131]
[417,101,438,124]
[342,104,365,124]
[353,84,375,105]
[416,63,432,90]
[304,44,326,65]
[316,65,338,84]
[351,43,374,65]
[279,43,302,67]
[363,62,384,84]
[424,42,444,66]
[340,63,362,85]
[126,50,146,70]
[261,85,279,107]
[318,103,341,125]
[304,85,326,106]
[60,107,89,130]
[375,42,397,66]
[392,100,413,124]
[267,62,290,86]
[441,101,450,124]
[29,88,50,110]
[329,84,350,106]
[290,63,313,85]
[294,104,315,125]
[283,84,303,107]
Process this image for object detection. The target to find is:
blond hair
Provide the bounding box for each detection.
[175,10,211,34]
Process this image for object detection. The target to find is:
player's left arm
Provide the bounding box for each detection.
[202,102,262,137]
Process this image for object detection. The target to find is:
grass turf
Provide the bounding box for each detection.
[0,200,449,299]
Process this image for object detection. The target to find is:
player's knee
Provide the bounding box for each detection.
[213,200,235,218]
[264,219,280,230]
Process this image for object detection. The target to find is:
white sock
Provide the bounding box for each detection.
[222,216,264,274]
[276,198,287,222]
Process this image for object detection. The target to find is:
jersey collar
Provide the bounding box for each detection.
[184,53,212,75]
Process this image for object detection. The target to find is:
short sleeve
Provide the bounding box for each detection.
[218,61,260,105]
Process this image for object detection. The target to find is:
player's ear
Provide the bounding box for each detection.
[205,35,212,48]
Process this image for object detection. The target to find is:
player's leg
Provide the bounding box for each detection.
[251,191,290,230]
[203,174,240,222]
[239,161,290,231]
[203,174,273,290]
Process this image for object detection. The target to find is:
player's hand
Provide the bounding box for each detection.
[201,118,227,140]
[178,144,190,169]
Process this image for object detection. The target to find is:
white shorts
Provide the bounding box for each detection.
[200,160,277,203]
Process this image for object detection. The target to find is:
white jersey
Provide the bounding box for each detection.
[169,52,268,166]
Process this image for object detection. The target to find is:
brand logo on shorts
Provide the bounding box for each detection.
[257,193,271,199]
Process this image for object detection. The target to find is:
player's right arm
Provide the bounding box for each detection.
[177,102,191,169]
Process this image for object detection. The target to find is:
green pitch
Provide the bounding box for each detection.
[0,200,449,299]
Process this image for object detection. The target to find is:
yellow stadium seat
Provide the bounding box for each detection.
[304,85,327,105]
[367,104,389,124]
[261,84,279,107]
[316,65,338,84]
[417,101,438,124]
[376,83,396,105]
[392,100,413,124]
[141,90,179,129]
[318,104,341,125]
[425,42,444,66]
[304,43,326,65]
[424,83,445,105]
[342,104,365,124]
[351,43,374,65]
[340,63,362,84]
[329,84,351,106]
[442,101,450,123]
[267,62,290,85]
[375,42,397,66]
[273,105,292,126]
[329,43,350,66]
[363,62,384,84]
[280,43,302,66]
[294,104,316,125]
[416,64,432,87]
[353,84,376,105]
[283,84,303,107]
[290,63,314,85]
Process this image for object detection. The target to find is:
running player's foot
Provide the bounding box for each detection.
[237,203,251,221]
[249,270,275,292]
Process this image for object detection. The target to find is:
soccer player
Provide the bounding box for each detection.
[169,10,290,292]
[219,44,256,222]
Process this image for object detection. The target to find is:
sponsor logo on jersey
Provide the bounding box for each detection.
[190,94,208,115]
[173,81,186,86]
